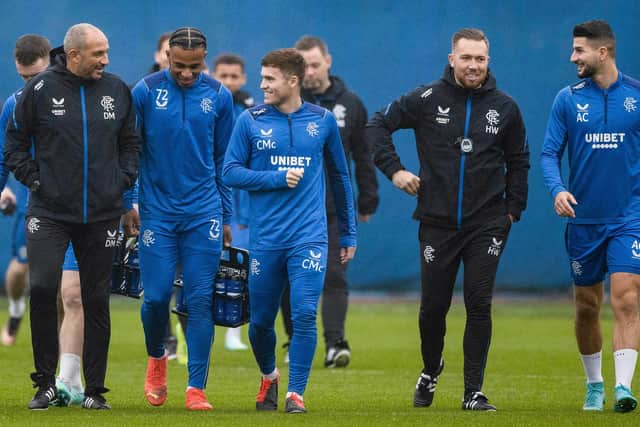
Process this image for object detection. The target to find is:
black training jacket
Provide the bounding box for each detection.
[367,66,529,229]
[302,76,379,216]
[4,47,141,223]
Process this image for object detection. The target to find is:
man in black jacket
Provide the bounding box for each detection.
[4,23,140,410]
[279,35,379,368]
[367,28,529,411]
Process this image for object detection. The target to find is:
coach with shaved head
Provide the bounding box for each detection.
[4,23,140,410]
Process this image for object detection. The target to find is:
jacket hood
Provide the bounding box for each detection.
[441,65,496,93]
[49,46,67,70]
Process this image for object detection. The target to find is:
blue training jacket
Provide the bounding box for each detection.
[129,70,234,223]
[0,91,19,190]
[223,102,357,249]
[541,72,640,224]
[1,91,28,213]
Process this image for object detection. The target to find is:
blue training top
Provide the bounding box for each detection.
[541,72,640,224]
[223,102,357,250]
[1,91,29,213]
[129,69,234,223]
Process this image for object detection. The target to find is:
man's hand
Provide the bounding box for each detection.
[286,168,304,188]
[223,224,232,247]
[339,246,357,264]
[391,170,420,196]
[359,214,373,223]
[0,187,17,215]
[121,207,140,236]
[554,191,578,218]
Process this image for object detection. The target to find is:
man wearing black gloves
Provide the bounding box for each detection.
[367,28,529,411]
[4,23,140,410]
[280,35,379,368]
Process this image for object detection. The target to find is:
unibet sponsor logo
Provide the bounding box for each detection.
[585,132,625,150]
[302,249,323,272]
[270,155,312,171]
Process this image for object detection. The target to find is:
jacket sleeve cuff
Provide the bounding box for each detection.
[551,185,566,200]
[339,236,357,248]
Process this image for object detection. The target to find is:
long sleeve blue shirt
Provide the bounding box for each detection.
[223,102,357,250]
[130,70,234,223]
[1,91,28,213]
[541,72,640,224]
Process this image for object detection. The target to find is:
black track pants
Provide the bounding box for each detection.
[418,216,511,394]
[26,215,118,396]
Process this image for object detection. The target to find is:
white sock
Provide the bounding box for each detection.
[263,368,279,381]
[286,391,303,400]
[8,296,25,318]
[581,351,603,384]
[226,327,241,341]
[614,349,638,388]
[59,353,83,391]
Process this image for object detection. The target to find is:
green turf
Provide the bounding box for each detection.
[0,296,638,426]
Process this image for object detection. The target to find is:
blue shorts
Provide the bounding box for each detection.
[566,220,640,286]
[12,212,27,264]
[62,243,79,271]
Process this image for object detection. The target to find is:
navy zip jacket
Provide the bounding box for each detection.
[367,65,529,229]
[4,47,141,223]
[223,102,357,249]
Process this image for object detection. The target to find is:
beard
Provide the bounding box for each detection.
[578,63,596,79]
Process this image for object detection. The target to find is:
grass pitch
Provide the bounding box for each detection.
[0,295,638,426]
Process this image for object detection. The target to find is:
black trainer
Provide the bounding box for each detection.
[413,358,444,407]
[28,384,58,410]
[462,391,496,411]
[324,340,351,368]
[82,394,111,410]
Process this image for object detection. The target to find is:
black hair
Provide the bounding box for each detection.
[573,20,615,58]
[169,27,207,50]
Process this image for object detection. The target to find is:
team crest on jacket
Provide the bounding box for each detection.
[485,109,500,134]
[101,96,116,120]
[201,97,213,114]
[306,121,319,137]
[624,97,637,113]
[332,104,346,127]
